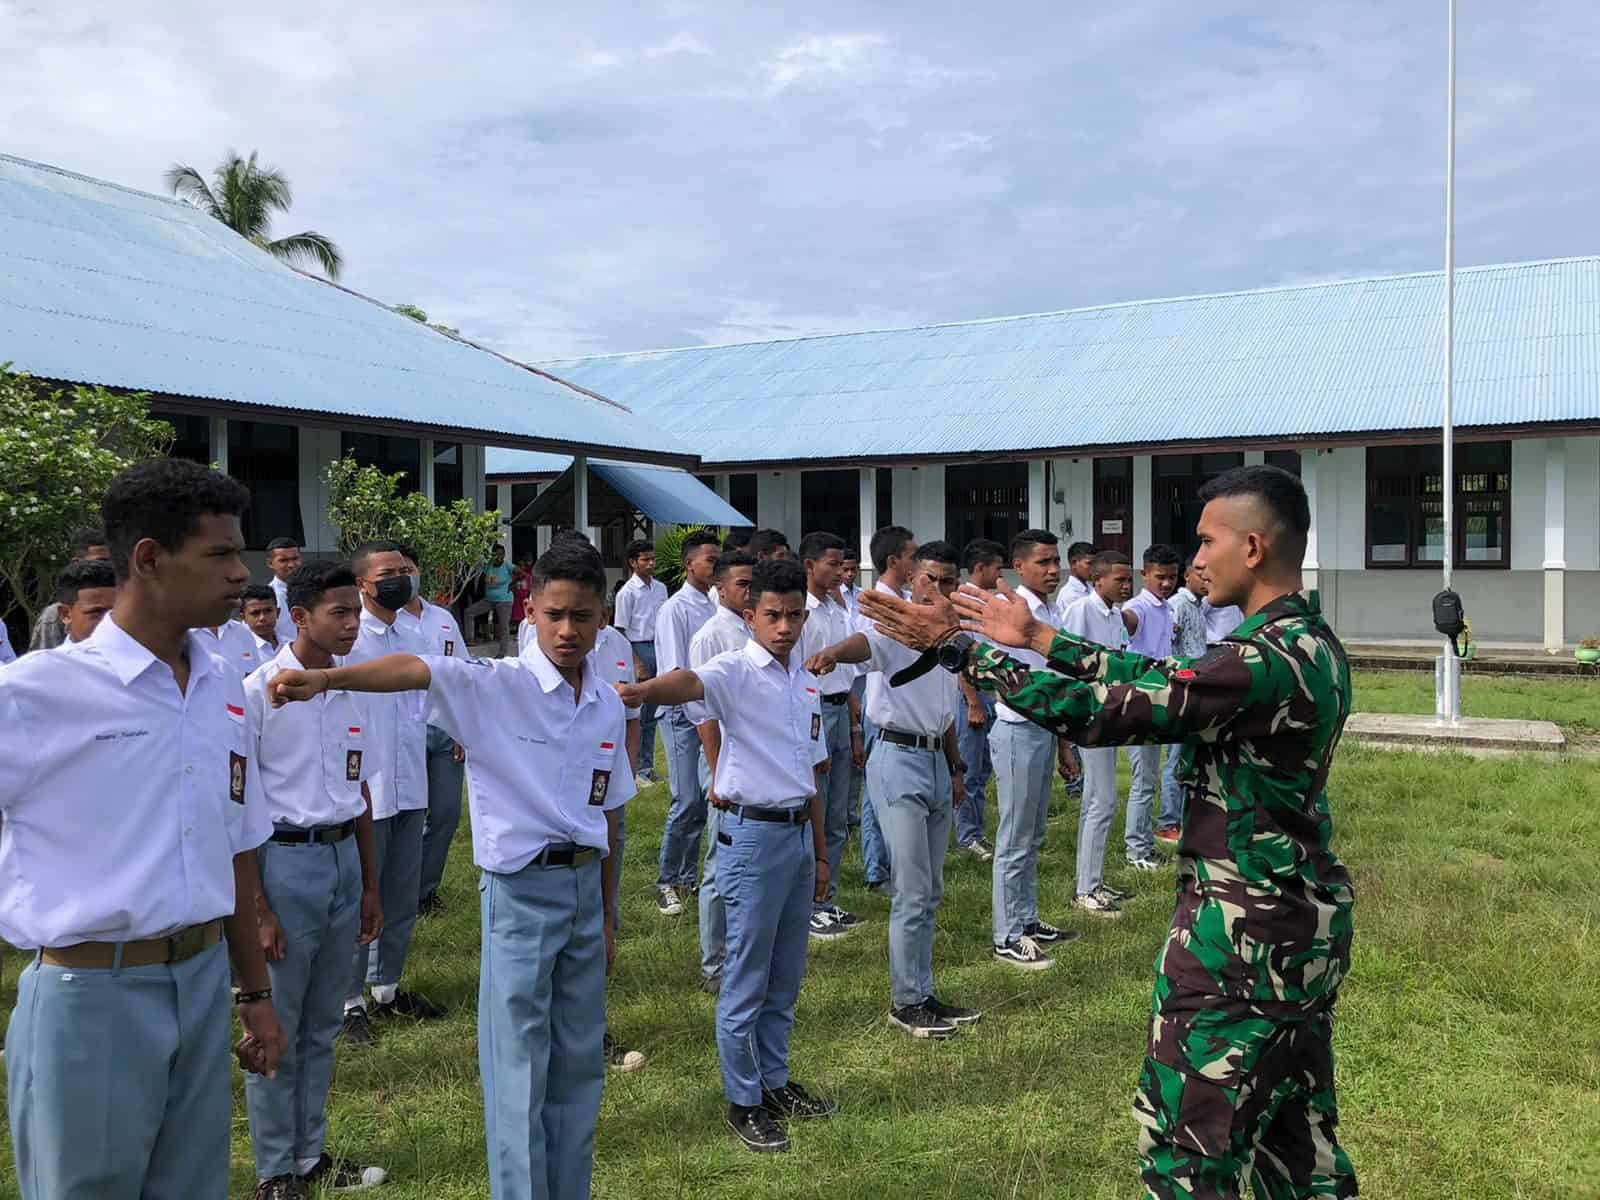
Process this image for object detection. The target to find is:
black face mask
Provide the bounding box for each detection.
[373,576,413,613]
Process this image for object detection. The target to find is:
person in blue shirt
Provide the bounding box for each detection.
[466,543,516,657]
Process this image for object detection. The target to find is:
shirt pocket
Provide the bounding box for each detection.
[587,751,615,807]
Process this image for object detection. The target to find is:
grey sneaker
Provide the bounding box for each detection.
[961,838,994,863]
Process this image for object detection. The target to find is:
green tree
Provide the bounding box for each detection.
[164,150,343,279]
[394,302,461,339]
[323,457,500,605]
[652,524,710,591]
[0,364,172,626]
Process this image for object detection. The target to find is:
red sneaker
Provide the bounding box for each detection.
[1154,827,1181,845]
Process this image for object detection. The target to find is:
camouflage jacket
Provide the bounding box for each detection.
[967,590,1354,1013]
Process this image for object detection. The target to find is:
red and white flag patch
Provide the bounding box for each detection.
[225,703,245,717]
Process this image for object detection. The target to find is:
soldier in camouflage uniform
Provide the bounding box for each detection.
[859,465,1357,1199]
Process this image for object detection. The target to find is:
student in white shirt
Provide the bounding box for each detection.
[265,537,303,647]
[688,548,755,992]
[1203,597,1246,645]
[797,532,864,940]
[269,543,634,1200]
[1158,558,1211,845]
[341,541,442,1041]
[243,561,386,1196]
[1062,550,1135,918]
[1057,540,1096,607]
[989,529,1075,970]
[839,545,863,617]
[620,558,834,1155]
[1120,544,1183,874]
[0,457,284,1199]
[614,540,669,782]
[394,547,470,919]
[27,525,110,651]
[241,583,283,659]
[201,607,262,676]
[52,558,116,645]
[952,539,1005,862]
[856,525,921,891]
[810,541,979,1039]
[651,530,721,915]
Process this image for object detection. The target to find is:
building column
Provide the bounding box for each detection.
[1302,449,1320,599]
[1027,459,1048,532]
[210,416,228,473]
[573,454,595,545]
[1132,455,1152,556]
[1544,442,1566,650]
[714,473,730,502]
[420,438,435,500]
[858,468,876,587]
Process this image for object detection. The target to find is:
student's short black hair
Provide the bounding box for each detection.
[1090,549,1131,577]
[552,528,594,549]
[351,539,405,579]
[70,525,108,555]
[1009,528,1058,564]
[841,544,860,563]
[869,525,915,573]
[492,542,505,552]
[749,529,791,557]
[797,531,847,563]
[287,561,359,612]
[102,458,250,583]
[1197,465,1311,538]
[240,583,276,607]
[682,529,722,560]
[56,558,115,605]
[532,543,607,600]
[714,549,757,578]
[747,558,807,605]
[396,543,420,568]
[915,539,960,569]
[625,539,654,564]
[723,528,753,551]
[1142,543,1182,569]
[265,537,299,554]
[961,538,1006,572]
[1066,541,1097,563]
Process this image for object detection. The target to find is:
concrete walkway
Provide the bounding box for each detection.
[1345,712,1568,757]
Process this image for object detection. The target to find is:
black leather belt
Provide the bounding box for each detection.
[727,803,810,826]
[271,821,355,845]
[820,693,850,706]
[878,729,943,752]
[531,844,599,868]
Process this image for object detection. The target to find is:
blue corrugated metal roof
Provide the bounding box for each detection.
[485,448,572,477]
[534,257,1600,465]
[503,457,750,527]
[0,154,691,465]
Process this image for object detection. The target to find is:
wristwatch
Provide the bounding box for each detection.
[936,633,975,674]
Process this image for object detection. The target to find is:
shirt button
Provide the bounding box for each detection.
[185,765,194,775]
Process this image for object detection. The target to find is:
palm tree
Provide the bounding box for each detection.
[164,150,343,279]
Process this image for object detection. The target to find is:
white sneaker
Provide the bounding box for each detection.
[656,886,684,916]
[1074,890,1123,918]
[1126,855,1165,872]
[961,838,994,863]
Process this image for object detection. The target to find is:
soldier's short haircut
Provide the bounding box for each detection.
[961,538,1006,572]
[1142,543,1183,569]
[1066,541,1097,563]
[1009,528,1058,564]
[1090,549,1131,577]
[1198,465,1311,538]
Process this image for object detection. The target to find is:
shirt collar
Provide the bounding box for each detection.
[360,606,398,636]
[520,637,598,702]
[1087,590,1116,618]
[91,614,219,688]
[743,637,801,676]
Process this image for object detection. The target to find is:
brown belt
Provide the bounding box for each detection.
[40,920,224,969]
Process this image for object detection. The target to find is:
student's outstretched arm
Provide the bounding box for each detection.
[805,632,869,676]
[616,668,703,709]
[268,654,431,705]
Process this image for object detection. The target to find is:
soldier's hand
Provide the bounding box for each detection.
[359,888,383,945]
[258,909,287,962]
[858,590,959,651]
[269,669,329,707]
[953,582,1040,651]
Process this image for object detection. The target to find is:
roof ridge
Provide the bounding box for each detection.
[0,151,197,212]
[538,255,1600,366]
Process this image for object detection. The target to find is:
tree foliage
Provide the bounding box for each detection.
[0,365,172,626]
[394,302,461,339]
[651,524,709,592]
[165,150,344,279]
[323,457,500,605]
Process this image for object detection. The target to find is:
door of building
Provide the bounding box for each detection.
[1093,457,1133,558]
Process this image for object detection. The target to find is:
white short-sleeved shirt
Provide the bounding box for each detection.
[799,591,856,696]
[0,619,15,665]
[518,623,642,719]
[1203,600,1245,645]
[653,584,717,709]
[269,576,298,646]
[1057,575,1092,607]
[1062,591,1128,652]
[0,615,271,947]
[1124,588,1175,658]
[403,600,468,659]
[252,633,281,661]
[687,605,750,725]
[614,575,668,642]
[244,646,372,829]
[423,646,635,872]
[346,606,430,818]
[861,628,959,738]
[997,586,1067,724]
[200,619,261,678]
[693,640,829,809]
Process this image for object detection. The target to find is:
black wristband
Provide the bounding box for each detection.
[235,988,273,1005]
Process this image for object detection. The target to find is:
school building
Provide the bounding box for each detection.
[491,256,1600,649]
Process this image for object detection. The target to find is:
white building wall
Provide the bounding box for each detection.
[1053,457,1094,545]
[757,470,801,537]
[1510,439,1546,572]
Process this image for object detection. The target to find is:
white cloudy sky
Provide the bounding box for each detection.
[3,1,1595,359]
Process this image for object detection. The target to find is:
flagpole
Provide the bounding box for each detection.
[1441,0,1461,725]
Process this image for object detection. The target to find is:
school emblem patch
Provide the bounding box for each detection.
[811,713,821,741]
[346,749,362,781]
[589,769,610,806]
[444,639,455,656]
[229,752,246,804]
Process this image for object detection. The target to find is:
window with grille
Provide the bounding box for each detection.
[1365,442,1509,568]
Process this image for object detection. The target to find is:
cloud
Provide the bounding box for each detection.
[644,31,712,59]
[762,32,890,93]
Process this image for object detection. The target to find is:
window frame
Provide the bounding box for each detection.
[1364,442,1511,570]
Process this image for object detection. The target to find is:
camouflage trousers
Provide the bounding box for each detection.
[1132,996,1357,1199]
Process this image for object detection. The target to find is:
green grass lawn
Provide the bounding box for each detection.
[5,688,1600,1199]
[1351,668,1600,735]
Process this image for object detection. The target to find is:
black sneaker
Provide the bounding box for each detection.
[253,1175,305,1200]
[1024,919,1079,946]
[604,1032,647,1072]
[888,1002,958,1039]
[808,909,851,940]
[727,1103,790,1153]
[374,990,446,1021]
[417,892,444,918]
[828,904,862,928]
[761,1080,839,1120]
[339,1007,375,1045]
[700,971,722,996]
[864,878,888,894]
[300,1152,387,1190]
[926,995,982,1026]
[992,935,1054,971]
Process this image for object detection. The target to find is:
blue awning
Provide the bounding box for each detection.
[507,458,752,528]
